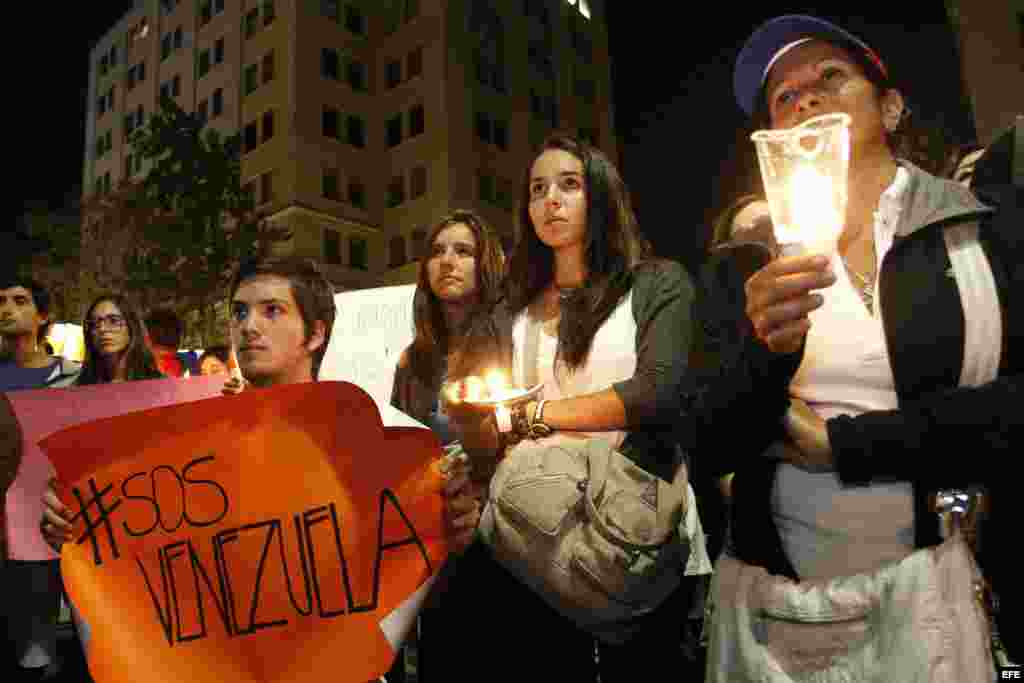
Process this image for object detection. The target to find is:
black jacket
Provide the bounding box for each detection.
[689,164,1021,653]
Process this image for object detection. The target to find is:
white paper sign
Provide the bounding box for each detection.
[319,284,417,410]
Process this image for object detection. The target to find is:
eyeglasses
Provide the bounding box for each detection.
[87,314,126,331]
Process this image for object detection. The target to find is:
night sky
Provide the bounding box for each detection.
[15,2,972,274]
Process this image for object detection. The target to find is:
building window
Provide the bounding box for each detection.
[389,236,407,268]
[524,0,550,25]
[322,48,339,80]
[347,115,366,148]
[262,0,275,26]
[262,51,275,83]
[404,0,420,22]
[346,60,366,92]
[410,165,427,198]
[407,46,423,79]
[478,172,493,202]
[260,171,274,204]
[495,177,515,210]
[159,0,181,16]
[244,64,259,95]
[324,229,341,265]
[244,122,258,153]
[197,99,209,125]
[174,27,183,49]
[161,33,172,60]
[200,0,213,25]
[197,49,211,77]
[493,119,507,150]
[578,126,599,146]
[386,114,403,147]
[475,112,491,143]
[349,237,368,270]
[161,76,181,99]
[244,9,259,38]
[386,60,402,89]
[387,175,405,207]
[411,229,427,259]
[127,62,146,90]
[345,5,365,34]
[527,40,553,79]
[323,107,339,139]
[575,78,596,104]
[212,88,224,116]
[322,168,339,200]
[409,104,425,137]
[348,179,365,208]
[262,110,275,143]
[214,38,225,64]
[321,0,340,22]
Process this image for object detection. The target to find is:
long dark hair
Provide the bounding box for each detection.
[409,209,506,386]
[77,294,162,385]
[506,134,651,370]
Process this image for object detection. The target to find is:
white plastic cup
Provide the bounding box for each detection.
[751,113,852,256]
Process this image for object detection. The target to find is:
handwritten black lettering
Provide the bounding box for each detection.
[233,520,289,635]
[129,490,431,646]
[181,455,229,527]
[152,465,186,533]
[303,505,351,618]
[185,539,233,641]
[137,551,174,646]
[213,529,242,635]
[71,478,123,566]
[362,488,432,613]
[121,471,159,537]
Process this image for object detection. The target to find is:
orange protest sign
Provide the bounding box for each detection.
[40,381,448,683]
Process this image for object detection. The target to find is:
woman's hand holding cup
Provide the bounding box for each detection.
[745,253,836,354]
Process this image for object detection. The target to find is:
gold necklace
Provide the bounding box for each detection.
[844,260,876,313]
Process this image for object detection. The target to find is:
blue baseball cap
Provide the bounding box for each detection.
[734,15,888,118]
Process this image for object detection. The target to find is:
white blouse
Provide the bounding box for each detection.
[773,167,918,580]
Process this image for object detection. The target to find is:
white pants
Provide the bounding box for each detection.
[706,535,994,682]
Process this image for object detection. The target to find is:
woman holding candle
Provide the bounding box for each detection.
[700,15,1021,679]
[391,209,507,447]
[442,133,705,682]
[387,210,506,683]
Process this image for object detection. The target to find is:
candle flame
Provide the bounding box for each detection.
[785,163,842,250]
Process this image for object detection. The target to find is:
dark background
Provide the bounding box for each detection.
[14,2,974,273]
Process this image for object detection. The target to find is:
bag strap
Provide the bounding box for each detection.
[582,439,686,553]
[943,221,1002,387]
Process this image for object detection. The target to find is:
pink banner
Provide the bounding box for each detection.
[4,376,225,561]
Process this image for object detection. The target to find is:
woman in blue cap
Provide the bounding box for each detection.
[698,15,1020,680]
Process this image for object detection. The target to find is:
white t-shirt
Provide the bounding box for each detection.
[773,167,917,580]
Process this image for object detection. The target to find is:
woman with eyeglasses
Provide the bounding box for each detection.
[76,294,163,385]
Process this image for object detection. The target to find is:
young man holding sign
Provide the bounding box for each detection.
[40,258,480,678]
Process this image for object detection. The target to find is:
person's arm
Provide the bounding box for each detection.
[828,374,1021,486]
[685,253,804,478]
[540,260,694,432]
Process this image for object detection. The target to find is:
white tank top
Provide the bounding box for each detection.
[773,168,916,580]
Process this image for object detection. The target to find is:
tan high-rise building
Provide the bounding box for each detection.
[84,0,616,291]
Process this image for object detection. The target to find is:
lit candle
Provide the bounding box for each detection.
[785,163,843,252]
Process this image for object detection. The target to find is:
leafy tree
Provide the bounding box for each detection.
[80,95,290,344]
